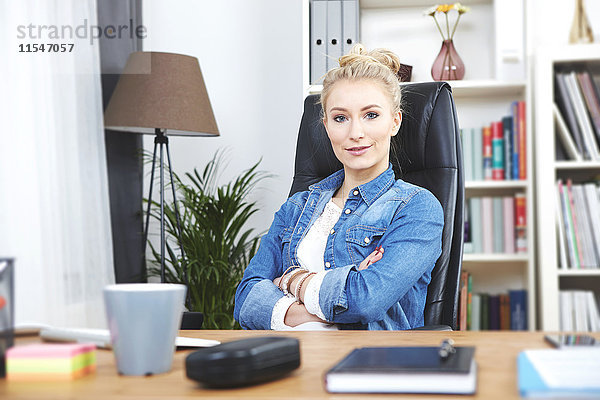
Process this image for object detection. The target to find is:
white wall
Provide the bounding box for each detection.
[142,0,305,241]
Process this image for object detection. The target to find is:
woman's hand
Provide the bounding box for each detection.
[273,275,282,288]
[358,246,384,271]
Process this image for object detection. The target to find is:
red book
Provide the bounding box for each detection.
[483,126,493,180]
[491,121,505,180]
[515,193,527,253]
[518,101,526,180]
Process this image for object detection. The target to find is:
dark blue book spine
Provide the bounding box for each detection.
[509,289,528,330]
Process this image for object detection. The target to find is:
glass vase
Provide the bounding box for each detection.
[431,39,465,81]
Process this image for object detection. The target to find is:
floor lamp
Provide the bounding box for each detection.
[104,52,219,317]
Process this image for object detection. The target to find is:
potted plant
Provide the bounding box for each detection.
[147,149,271,329]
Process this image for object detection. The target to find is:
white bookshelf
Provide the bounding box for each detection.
[534,44,600,330]
[303,0,536,329]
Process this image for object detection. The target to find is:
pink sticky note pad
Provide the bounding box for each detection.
[7,343,96,359]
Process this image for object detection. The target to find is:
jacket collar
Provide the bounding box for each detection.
[308,164,396,206]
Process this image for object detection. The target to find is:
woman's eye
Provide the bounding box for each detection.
[333,115,347,123]
[365,112,379,120]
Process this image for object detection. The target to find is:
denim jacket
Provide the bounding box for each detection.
[234,164,444,330]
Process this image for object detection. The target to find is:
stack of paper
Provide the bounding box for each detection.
[6,343,96,381]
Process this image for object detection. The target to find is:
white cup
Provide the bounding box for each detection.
[103,283,186,376]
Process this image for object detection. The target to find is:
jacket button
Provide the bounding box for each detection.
[325,262,331,268]
[344,209,351,214]
[330,228,335,234]
[353,190,359,196]
[364,237,370,244]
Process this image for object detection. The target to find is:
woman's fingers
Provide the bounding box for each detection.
[358,246,384,270]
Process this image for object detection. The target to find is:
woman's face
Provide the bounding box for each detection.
[323,79,401,182]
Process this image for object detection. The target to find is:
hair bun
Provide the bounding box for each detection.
[338,44,401,75]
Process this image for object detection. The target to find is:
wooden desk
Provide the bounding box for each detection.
[0,330,592,399]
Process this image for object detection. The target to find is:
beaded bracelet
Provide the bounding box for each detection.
[278,266,299,291]
[281,267,307,297]
[294,272,315,302]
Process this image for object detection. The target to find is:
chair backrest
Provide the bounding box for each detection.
[289,82,464,330]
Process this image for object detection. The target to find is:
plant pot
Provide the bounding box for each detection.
[431,39,465,81]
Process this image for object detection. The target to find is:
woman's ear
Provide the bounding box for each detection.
[391,112,402,136]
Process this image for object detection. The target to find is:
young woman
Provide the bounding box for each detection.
[234,45,444,330]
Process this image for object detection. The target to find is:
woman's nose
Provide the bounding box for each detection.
[348,119,365,140]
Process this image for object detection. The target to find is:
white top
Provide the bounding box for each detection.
[270,200,342,330]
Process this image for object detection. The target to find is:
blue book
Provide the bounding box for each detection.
[509,289,528,330]
[518,350,600,398]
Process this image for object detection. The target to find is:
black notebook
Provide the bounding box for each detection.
[324,346,477,394]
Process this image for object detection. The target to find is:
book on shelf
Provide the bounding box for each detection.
[566,71,600,160]
[517,100,527,179]
[458,271,528,331]
[460,103,526,182]
[515,193,527,254]
[473,127,483,181]
[483,126,493,180]
[502,116,513,180]
[491,121,505,180]
[559,290,600,332]
[464,194,525,255]
[492,197,504,252]
[553,103,583,161]
[577,70,600,142]
[555,179,600,269]
[324,346,477,394]
[459,271,469,331]
[554,68,600,161]
[481,197,493,253]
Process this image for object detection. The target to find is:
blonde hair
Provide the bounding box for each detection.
[320,44,403,117]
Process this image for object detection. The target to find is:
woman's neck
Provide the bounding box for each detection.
[334,164,389,206]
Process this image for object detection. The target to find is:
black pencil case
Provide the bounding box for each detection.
[185,336,300,388]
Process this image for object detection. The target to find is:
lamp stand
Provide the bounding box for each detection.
[142,128,188,289]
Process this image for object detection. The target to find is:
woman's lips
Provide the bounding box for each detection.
[346,145,372,156]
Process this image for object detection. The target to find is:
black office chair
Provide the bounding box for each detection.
[289,82,464,330]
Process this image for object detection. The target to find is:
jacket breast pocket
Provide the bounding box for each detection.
[345,225,386,266]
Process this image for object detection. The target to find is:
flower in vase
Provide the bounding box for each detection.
[424,3,470,41]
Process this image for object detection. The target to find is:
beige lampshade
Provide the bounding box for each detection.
[104,51,219,137]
